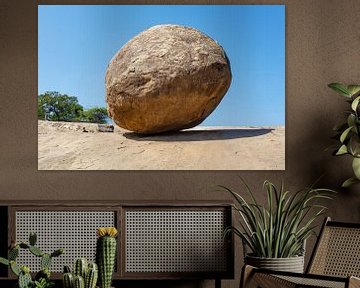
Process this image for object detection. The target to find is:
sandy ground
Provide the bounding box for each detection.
[38,120,285,170]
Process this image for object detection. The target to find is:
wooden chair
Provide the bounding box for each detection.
[241,217,360,288]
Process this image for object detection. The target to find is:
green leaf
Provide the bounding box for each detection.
[10,261,20,276]
[347,114,356,128]
[351,96,360,111]
[352,157,360,179]
[336,144,348,155]
[328,83,351,97]
[349,135,360,157]
[0,257,9,266]
[347,85,360,97]
[340,126,353,143]
[342,177,360,188]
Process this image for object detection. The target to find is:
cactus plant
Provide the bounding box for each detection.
[9,246,19,260]
[29,232,37,246]
[63,259,98,288]
[64,265,72,273]
[63,272,74,288]
[10,260,21,276]
[19,268,32,288]
[96,227,118,288]
[74,275,85,288]
[51,249,63,258]
[0,232,63,288]
[85,262,98,288]
[74,258,88,279]
[19,243,30,249]
[41,253,52,270]
[29,246,44,257]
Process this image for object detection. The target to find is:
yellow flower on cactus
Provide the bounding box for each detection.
[97,227,107,237]
[97,227,118,238]
[107,227,118,237]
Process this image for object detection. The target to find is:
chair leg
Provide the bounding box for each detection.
[215,278,221,288]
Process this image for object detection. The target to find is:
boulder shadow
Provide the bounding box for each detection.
[123,128,273,142]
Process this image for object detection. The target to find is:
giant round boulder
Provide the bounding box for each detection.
[105,24,232,134]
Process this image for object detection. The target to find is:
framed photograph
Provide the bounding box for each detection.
[38,4,285,170]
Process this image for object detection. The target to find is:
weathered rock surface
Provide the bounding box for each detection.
[105,24,232,134]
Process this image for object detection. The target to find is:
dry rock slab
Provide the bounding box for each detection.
[105,24,232,134]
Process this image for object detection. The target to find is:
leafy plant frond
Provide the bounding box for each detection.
[329,82,360,186]
[221,179,335,258]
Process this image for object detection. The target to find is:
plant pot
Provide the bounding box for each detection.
[245,254,304,273]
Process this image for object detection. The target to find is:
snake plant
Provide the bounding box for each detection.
[221,179,335,258]
[328,83,360,187]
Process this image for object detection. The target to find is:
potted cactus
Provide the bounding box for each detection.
[0,232,64,288]
[63,258,98,288]
[96,227,118,288]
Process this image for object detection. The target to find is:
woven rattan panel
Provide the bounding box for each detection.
[15,211,115,272]
[277,275,345,288]
[125,210,227,273]
[310,226,360,277]
[250,273,297,288]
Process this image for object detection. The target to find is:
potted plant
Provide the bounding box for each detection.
[96,227,118,288]
[328,83,360,187]
[61,227,118,288]
[0,232,64,288]
[221,179,334,273]
[62,258,98,288]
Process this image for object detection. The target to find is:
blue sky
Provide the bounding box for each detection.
[38,5,285,126]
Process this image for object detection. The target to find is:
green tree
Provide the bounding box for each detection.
[81,107,109,124]
[38,91,83,121]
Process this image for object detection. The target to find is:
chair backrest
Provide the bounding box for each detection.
[307,217,360,277]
